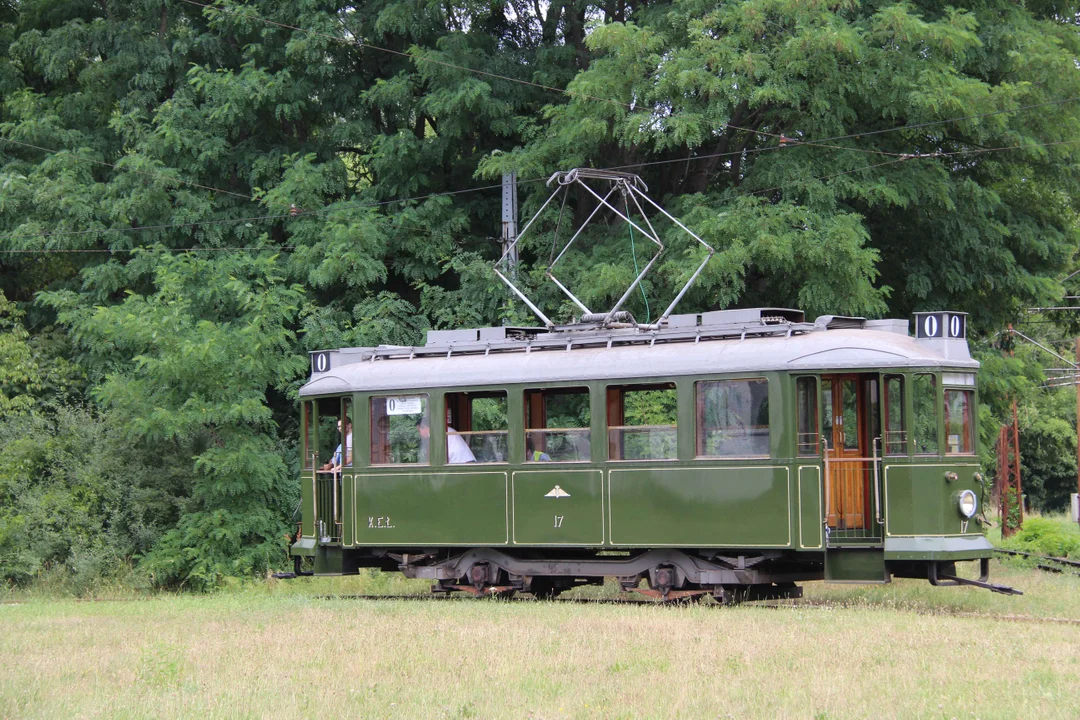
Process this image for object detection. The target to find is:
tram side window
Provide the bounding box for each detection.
[316,399,346,470]
[607,383,677,461]
[370,394,429,465]
[444,391,508,463]
[944,389,975,455]
[525,388,591,462]
[884,375,906,456]
[302,401,315,469]
[796,377,818,456]
[912,374,939,455]
[696,379,770,458]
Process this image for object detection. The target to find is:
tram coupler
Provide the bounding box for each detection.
[271,555,314,579]
[928,558,1022,595]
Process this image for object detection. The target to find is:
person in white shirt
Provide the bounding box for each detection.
[321,418,352,473]
[417,417,476,463]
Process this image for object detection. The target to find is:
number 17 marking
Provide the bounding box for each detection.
[554,515,564,528]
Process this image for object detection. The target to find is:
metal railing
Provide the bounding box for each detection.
[823,436,884,546]
[312,453,342,542]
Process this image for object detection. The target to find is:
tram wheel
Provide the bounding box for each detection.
[528,578,564,600]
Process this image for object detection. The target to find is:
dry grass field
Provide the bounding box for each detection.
[2,560,1079,719]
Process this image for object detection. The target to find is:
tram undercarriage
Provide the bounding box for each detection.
[280,545,1019,601]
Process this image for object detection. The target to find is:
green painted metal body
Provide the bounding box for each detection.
[293,368,990,570]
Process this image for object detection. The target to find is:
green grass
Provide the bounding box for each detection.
[3,561,1080,719]
[993,512,1080,560]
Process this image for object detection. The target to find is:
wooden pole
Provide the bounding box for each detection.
[1012,398,1022,528]
[1076,338,1079,526]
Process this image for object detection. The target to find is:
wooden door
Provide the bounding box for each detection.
[822,376,868,530]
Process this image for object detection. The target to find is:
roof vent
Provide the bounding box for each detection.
[814,315,867,330]
[694,307,806,327]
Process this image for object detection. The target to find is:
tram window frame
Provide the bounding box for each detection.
[795,377,819,457]
[695,378,771,459]
[944,388,976,455]
[302,401,315,469]
[606,383,678,462]
[883,375,907,456]
[370,394,430,466]
[443,390,509,464]
[524,386,592,463]
[912,373,940,455]
[315,398,349,471]
[338,397,352,470]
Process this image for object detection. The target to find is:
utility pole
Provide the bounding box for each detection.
[501,172,518,281]
[999,324,1023,537]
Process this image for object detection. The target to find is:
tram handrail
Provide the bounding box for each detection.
[821,434,830,530]
[311,453,319,539]
[872,436,883,526]
[822,439,887,534]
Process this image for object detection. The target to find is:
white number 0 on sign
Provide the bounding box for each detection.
[386,397,423,415]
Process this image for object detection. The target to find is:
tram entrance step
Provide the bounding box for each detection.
[825,549,888,583]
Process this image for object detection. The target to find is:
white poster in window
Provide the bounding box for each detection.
[386,397,423,416]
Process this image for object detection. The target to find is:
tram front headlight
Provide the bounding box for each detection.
[957,489,978,519]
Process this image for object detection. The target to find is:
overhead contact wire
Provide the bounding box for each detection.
[0,136,255,201]
[2,137,1077,251]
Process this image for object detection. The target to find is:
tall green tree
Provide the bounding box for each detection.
[482,0,1080,327]
[3,0,1080,584]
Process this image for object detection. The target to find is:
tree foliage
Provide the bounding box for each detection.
[3,0,1080,587]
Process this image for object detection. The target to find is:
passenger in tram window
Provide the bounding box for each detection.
[526,437,551,462]
[446,426,477,464]
[321,418,352,472]
[416,417,477,464]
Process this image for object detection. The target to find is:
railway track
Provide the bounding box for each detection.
[304,592,1080,625]
[995,548,1080,577]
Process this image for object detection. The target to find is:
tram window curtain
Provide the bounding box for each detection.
[696,379,770,458]
[912,374,939,455]
[944,389,975,455]
[370,394,429,465]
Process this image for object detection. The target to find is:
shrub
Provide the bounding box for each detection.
[999,516,1080,559]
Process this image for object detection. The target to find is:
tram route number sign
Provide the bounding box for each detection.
[311,352,331,373]
[386,396,423,416]
[914,312,966,340]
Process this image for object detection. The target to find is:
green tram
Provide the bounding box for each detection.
[290,306,1015,600]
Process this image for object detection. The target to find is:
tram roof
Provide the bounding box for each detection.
[300,310,977,397]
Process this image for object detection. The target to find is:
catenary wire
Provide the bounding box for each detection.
[0,135,254,201]
[2,137,1075,251]
[3,0,1076,217]
[177,0,1067,161]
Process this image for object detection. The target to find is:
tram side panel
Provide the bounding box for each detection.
[882,462,991,560]
[351,470,510,546]
[607,465,792,548]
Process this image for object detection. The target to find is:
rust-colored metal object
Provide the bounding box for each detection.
[444,584,517,597]
[628,587,710,602]
[997,401,1023,538]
